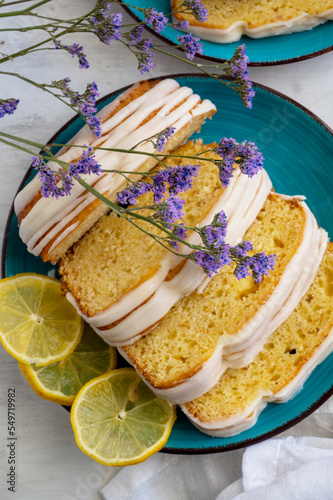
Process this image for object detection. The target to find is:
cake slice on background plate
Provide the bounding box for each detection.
[15,79,216,264]
[121,194,327,404]
[172,0,333,43]
[60,139,272,345]
[182,243,333,437]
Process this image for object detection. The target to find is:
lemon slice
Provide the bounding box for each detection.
[0,273,83,365]
[19,323,117,405]
[71,368,176,466]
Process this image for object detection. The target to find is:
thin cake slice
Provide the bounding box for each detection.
[122,194,326,404]
[59,140,271,345]
[172,0,333,43]
[182,243,333,437]
[15,79,216,264]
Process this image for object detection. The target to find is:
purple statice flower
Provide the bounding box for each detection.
[68,147,103,177]
[32,156,74,199]
[173,20,190,30]
[137,49,155,74]
[52,79,102,137]
[153,196,186,224]
[152,127,176,152]
[54,40,89,69]
[91,8,123,44]
[180,0,209,22]
[127,24,145,46]
[0,98,19,118]
[214,137,263,186]
[234,261,252,280]
[236,141,264,178]
[152,163,199,203]
[144,8,168,33]
[136,38,153,52]
[231,240,253,258]
[169,224,188,250]
[177,32,203,60]
[224,44,255,109]
[199,211,228,248]
[249,252,277,283]
[117,182,152,207]
[192,243,231,278]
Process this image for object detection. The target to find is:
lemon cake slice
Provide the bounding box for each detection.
[172,1,333,43]
[182,243,333,437]
[122,194,327,404]
[61,140,272,346]
[15,79,216,264]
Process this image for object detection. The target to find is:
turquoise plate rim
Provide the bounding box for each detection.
[2,74,333,454]
[123,2,333,66]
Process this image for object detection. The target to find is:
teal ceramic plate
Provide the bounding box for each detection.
[2,75,333,453]
[124,1,333,65]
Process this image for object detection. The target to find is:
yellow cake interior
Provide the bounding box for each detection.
[124,194,307,389]
[184,243,333,423]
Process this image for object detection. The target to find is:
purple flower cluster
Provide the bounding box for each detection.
[117,162,199,207]
[0,98,19,118]
[54,40,89,69]
[32,156,74,199]
[177,33,203,60]
[180,0,209,22]
[192,244,231,277]
[169,223,188,249]
[144,8,168,33]
[116,181,152,207]
[152,127,176,152]
[199,211,228,248]
[173,20,190,30]
[215,137,263,187]
[224,44,255,109]
[137,47,155,74]
[152,197,186,224]
[33,147,103,199]
[90,3,122,44]
[127,25,145,46]
[234,252,277,283]
[52,78,102,137]
[68,147,103,177]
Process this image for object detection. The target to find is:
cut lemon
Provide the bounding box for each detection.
[19,323,117,405]
[71,368,176,466]
[0,273,83,365]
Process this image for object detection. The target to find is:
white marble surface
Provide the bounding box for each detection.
[0,2,333,499]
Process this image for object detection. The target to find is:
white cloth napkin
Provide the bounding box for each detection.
[100,403,333,500]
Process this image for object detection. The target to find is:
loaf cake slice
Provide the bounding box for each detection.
[60,140,271,345]
[182,243,333,437]
[15,79,216,264]
[172,1,333,43]
[122,194,327,404]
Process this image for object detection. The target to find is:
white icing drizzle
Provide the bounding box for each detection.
[71,168,272,345]
[173,9,333,43]
[15,79,216,257]
[117,197,326,404]
[184,324,333,437]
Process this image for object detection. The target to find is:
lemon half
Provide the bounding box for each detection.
[71,368,176,466]
[19,323,117,405]
[0,274,83,365]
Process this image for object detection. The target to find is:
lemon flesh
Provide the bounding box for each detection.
[19,323,117,405]
[0,274,83,365]
[71,368,176,466]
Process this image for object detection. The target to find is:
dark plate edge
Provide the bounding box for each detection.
[123,5,333,67]
[2,73,333,454]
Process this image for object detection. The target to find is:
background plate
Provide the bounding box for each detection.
[2,74,333,453]
[124,1,333,65]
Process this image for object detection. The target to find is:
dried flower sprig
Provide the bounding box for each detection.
[0,0,256,130]
[0,127,275,284]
